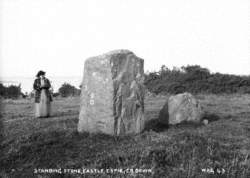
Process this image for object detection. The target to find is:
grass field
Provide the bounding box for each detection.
[0,94,250,178]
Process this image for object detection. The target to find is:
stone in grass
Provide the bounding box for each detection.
[78,50,145,135]
[168,92,202,125]
[203,119,209,125]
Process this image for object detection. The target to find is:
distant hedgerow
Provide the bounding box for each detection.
[0,83,22,99]
[144,65,250,94]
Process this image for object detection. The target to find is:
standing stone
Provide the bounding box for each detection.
[168,92,202,125]
[78,50,145,135]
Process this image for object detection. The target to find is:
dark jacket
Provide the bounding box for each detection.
[33,77,53,103]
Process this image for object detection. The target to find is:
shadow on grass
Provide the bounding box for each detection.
[49,110,79,118]
[171,113,221,129]
[144,119,169,132]
[201,112,221,123]
[170,121,203,129]
[144,112,222,132]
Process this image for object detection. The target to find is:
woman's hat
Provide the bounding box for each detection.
[36,70,46,77]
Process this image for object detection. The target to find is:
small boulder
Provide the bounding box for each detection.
[168,92,202,125]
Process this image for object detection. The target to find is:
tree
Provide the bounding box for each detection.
[58,83,80,97]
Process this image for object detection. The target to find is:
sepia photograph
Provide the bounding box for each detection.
[0,0,249,177]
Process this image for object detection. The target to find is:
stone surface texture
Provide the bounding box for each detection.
[168,92,202,125]
[78,50,145,135]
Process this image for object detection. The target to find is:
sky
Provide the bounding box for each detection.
[0,0,249,80]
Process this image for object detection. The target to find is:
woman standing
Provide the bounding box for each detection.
[33,70,53,118]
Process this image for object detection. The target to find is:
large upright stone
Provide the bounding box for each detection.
[78,50,145,135]
[168,92,202,125]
